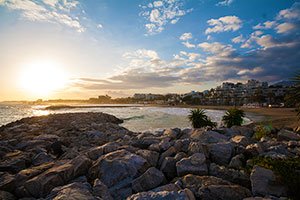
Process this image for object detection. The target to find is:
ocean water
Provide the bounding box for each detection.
[0,104,252,132]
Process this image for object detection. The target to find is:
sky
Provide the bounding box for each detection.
[0,0,300,100]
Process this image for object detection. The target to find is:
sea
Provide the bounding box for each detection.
[0,103,252,132]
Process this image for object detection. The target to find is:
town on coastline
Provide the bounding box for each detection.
[18,79,295,108]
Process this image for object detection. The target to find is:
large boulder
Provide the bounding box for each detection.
[93,179,113,200]
[230,135,251,147]
[250,165,287,197]
[88,149,148,199]
[0,173,15,192]
[136,150,159,167]
[132,167,165,192]
[198,184,251,200]
[208,142,233,165]
[23,155,91,198]
[158,147,177,166]
[176,153,208,177]
[209,163,251,188]
[45,182,96,200]
[160,157,177,181]
[277,129,300,141]
[191,130,228,143]
[127,189,195,200]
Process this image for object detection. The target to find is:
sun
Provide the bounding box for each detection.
[19,61,68,97]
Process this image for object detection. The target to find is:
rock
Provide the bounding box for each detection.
[0,151,30,173]
[187,142,208,156]
[245,143,264,158]
[127,189,195,200]
[0,173,15,192]
[0,190,16,200]
[85,142,120,160]
[198,184,251,200]
[191,130,228,143]
[23,155,91,198]
[159,157,177,180]
[33,134,60,141]
[229,154,245,169]
[136,150,159,167]
[277,129,300,141]
[132,167,165,192]
[88,149,148,199]
[209,163,251,188]
[208,142,233,165]
[231,135,251,147]
[151,184,181,192]
[85,130,105,140]
[45,182,96,200]
[231,126,254,138]
[93,179,113,200]
[176,153,208,177]
[158,138,172,152]
[174,139,190,153]
[250,165,287,197]
[32,152,53,166]
[158,147,177,166]
[163,128,181,139]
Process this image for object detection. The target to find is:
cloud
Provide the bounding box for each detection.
[232,35,245,43]
[205,15,242,34]
[198,42,235,57]
[275,22,296,34]
[179,32,192,40]
[277,2,300,20]
[216,0,234,7]
[182,41,196,48]
[253,21,277,30]
[0,0,84,32]
[140,0,192,35]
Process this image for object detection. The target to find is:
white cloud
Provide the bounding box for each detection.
[97,24,103,29]
[277,2,300,20]
[216,0,234,6]
[205,15,242,34]
[253,21,277,30]
[182,41,196,48]
[232,35,245,43]
[237,67,263,76]
[140,0,192,35]
[276,22,296,34]
[179,32,192,40]
[198,42,235,57]
[0,0,84,32]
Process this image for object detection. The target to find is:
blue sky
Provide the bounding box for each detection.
[0,0,299,100]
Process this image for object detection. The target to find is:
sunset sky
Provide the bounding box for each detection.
[0,0,299,101]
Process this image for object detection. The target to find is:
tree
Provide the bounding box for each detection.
[222,108,245,128]
[290,72,300,119]
[188,109,217,128]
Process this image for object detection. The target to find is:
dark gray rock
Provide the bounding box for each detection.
[208,142,233,165]
[176,153,208,177]
[93,179,113,200]
[132,167,165,192]
[127,189,195,200]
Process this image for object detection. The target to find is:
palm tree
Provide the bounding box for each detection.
[188,108,217,128]
[222,108,245,128]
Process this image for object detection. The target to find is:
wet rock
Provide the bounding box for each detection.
[88,149,148,199]
[127,189,195,200]
[277,129,300,141]
[93,179,113,200]
[176,153,208,177]
[208,142,233,165]
[198,184,251,200]
[132,167,165,192]
[45,182,96,200]
[191,130,228,143]
[250,165,287,197]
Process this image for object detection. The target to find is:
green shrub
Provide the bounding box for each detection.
[222,108,245,128]
[188,108,217,128]
[250,156,300,200]
[253,121,273,140]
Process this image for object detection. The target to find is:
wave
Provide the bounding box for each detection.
[122,115,145,121]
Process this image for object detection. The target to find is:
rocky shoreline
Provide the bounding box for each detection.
[0,112,299,200]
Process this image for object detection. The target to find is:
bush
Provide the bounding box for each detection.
[222,108,245,128]
[250,156,300,200]
[188,108,217,128]
[253,121,273,140]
